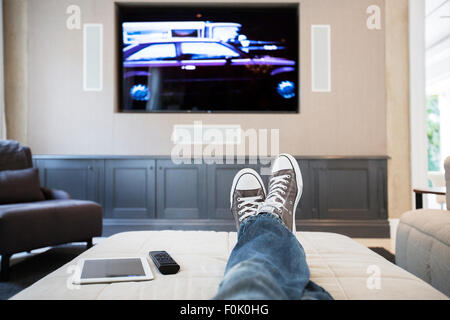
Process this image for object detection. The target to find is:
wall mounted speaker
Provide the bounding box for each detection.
[311,25,331,92]
[83,24,103,91]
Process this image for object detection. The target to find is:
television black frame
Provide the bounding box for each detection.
[115,2,300,114]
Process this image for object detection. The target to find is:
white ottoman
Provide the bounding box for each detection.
[11,231,447,300]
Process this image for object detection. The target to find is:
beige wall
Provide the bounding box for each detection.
[385,0,412,218]
[4,0,412,217]
[4,0,28,145]
[6,0,386,156]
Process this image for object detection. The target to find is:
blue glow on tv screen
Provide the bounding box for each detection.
[118,3,299,113]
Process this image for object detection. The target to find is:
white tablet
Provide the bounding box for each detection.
[72,257,154,285]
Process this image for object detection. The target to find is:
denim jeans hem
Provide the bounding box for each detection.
[238,212,283,236]
[214,211,334,300]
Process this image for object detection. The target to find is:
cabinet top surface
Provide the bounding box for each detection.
[33,155,390,160]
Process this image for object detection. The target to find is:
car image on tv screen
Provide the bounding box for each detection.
[118,4,299,113]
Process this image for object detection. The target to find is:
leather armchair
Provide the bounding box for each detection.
[0,140,103,281]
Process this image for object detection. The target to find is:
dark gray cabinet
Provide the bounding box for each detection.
[156,160,207,219]
[206,163,260,220]
[104,160,155,219]
[310,160,387,220]
[205,160,317,221]
[295,160,314,219]
[35,159,101,203]
[33,156,389,237]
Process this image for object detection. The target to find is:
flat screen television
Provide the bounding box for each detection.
[117,3,299,113]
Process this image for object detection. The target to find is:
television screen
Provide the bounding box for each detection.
[118,3,299,113]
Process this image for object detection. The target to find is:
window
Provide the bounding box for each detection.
[180,42,240,60]
[126,43,177,61]
[422,0,450,210]
[425,0,450,174]
[426,89,450,173]
[426,95,441,172]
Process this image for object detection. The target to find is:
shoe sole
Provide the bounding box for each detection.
[277,154,303,233]
[229,168,267,208]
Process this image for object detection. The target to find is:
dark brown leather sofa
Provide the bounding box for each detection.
[0,140,102,281]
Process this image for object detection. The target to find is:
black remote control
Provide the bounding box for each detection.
[149,251,180,275]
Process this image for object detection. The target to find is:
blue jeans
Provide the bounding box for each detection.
[214,213,333,300]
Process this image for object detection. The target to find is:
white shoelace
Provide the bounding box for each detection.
[237,195,263,221]
[259,174,291,214]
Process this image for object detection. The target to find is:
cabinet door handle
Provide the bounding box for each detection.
[88,165,93,171]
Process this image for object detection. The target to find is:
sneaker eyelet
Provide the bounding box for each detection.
[238,204,241,208]
[237,197,241,201]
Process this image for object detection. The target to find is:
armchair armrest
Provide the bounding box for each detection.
[40,187,71,200]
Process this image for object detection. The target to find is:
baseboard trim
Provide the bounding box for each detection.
[296,219,390,238]
[102,219,390,238]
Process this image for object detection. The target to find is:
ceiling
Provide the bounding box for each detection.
[426,0,450,92]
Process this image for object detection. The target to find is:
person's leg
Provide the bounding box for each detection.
[214,213,311,299]
[214,213,332,300]
[214,155,333,300]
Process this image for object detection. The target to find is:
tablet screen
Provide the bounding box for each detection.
[81,258,146,279]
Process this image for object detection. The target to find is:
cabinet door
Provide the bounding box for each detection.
[156,160,206,219]
[36,159,99,202]
[258,159,314,220]
[295,160,314,219]
[207,163,260,220]
[311,160,382,220]
[105,160,155,219]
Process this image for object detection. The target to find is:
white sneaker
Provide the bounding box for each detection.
[258,154,303,232]
[230,168,266,231]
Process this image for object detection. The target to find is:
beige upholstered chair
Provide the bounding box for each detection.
[396,156,450,297]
